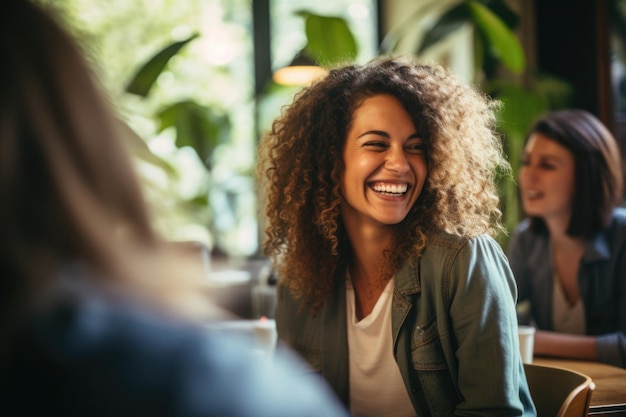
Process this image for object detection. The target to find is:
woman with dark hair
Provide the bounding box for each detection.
[508,109,626,368]
[258,55,535,416]
[0,1,351,415]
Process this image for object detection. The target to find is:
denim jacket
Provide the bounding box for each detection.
[277,233,535,417]
[508,208,626,368]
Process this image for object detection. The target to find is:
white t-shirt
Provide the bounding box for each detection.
[552,274,586,334]
[346,277,417,417]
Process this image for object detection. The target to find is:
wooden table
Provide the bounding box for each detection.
[533,357,626,416]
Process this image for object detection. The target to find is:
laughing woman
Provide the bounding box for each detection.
[508,109,626,368]
[258,56,535,417]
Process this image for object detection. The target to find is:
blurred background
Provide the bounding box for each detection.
[32,0,626,293]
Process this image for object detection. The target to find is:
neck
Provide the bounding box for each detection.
[542,211,572,238]
[547,219,585,270]
[348,251,391,321]
[550,233,585,255]
[344,222,393,281]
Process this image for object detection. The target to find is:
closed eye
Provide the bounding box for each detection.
[363,141,389,150]
[406,143,426,154]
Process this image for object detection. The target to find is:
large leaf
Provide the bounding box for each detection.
[492,80,548,142]
[418,3,470,55]
[380,0,460,53]
[296,11,358,66]
[467,1,525,74]
[115,118,178,176]
[125,34,199,97]
[157,100,230,169]
[489,74,572,142]
[482,0,519,29]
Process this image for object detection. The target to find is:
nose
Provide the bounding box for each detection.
[519,164,537,184]
[385,146,410,173]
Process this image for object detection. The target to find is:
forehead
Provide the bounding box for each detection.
[353,94,403,114]
[349,94,415,129]
[525,133,572,158]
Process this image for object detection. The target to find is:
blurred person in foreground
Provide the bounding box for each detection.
[508,109,626,368]
[258,56,535,417]
[0,1,350,416]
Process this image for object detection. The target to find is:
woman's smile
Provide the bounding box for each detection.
[341,94,427,228]
[369,181,410,196]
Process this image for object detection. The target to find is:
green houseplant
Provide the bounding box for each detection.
[121,34,237,253]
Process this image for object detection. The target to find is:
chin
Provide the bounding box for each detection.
[522,200,538,211]
[522,206,543,218]
[381,215,410,226]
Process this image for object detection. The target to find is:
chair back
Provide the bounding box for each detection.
[524,363,595,417]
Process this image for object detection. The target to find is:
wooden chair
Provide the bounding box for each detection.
[524,363,595,417]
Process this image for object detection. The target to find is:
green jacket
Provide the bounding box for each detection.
[276,233,536,417]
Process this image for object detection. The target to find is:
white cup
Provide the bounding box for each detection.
[253,318,277,357]
[518,325,536,364]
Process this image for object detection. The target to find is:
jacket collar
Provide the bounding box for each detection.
[394,260,422,296]
[583,231,611,262]
[391,260,421,346]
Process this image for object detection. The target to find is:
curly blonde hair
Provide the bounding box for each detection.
[257,55,509,311]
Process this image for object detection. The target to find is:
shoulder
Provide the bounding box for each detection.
[417,233,516,302]
[21,294,223,390]
[596,207,626,253]
[510,218,535,245]
[36,291,206,362]
[512,218,532,235]
[593,207,626,245]
[610,207,626,228]
[425,231,470,251]
[4,294,205,414]
[424,231,504,259]
[8,291,347,417]
[508,219,544,254]
[419,232,509,278]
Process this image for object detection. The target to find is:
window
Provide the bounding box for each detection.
[37,0,379,259]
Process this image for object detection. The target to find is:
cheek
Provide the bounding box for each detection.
[340,162,362,196]
[560,177,576,202]
[345,157,374,181]
[517,167,536,189]
[412,158,428,183]
[549,174,575,205]
[518,168,527,183]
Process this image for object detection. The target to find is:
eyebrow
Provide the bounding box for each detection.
[524,152,566,164]
[357,130,421,140]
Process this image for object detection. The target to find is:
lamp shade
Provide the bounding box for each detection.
[272,51,328,86]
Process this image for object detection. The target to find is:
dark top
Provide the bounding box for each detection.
[0,280,349,417]
[508,208,626,368]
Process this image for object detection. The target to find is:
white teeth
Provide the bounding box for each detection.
[372,183,408,194]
